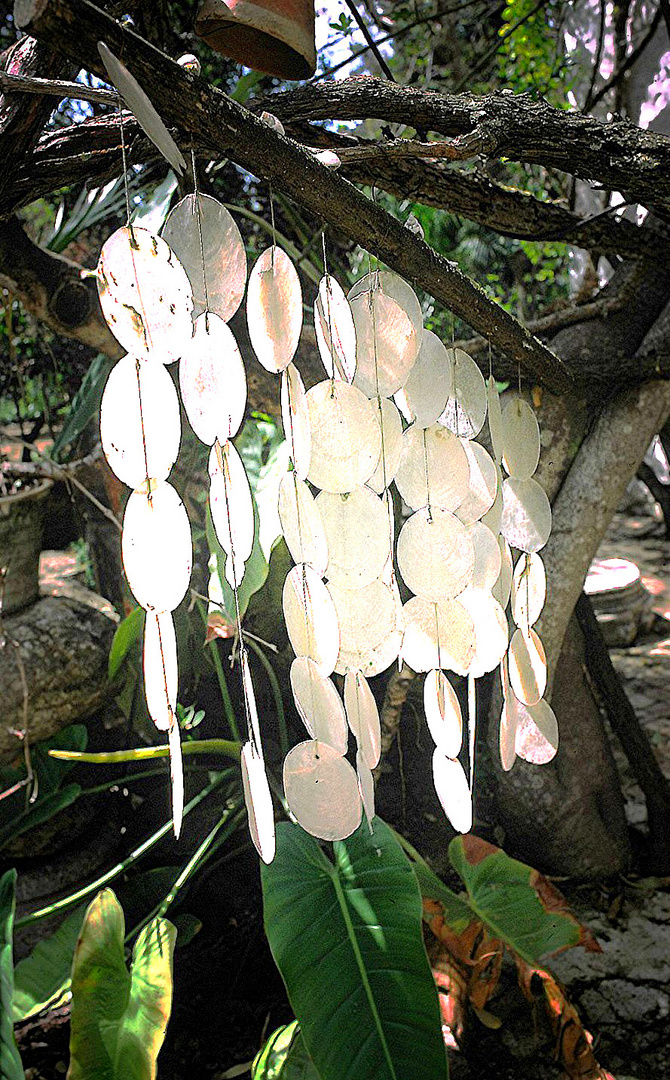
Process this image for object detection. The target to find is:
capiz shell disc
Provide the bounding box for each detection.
[508,627,547,706]
[344,670,381,769]
[459,587,508,678]
[456,440,497,525]
[501,477,552,553]
[330,577,402,677]
[349,288,418,399]
[424,669,462,759]
[401,596,475,675]
[395,424,470,513]
[467,521,502,591]
[402,329,451,428]
[305,380,381,493]
[247,246,302,373]
[367,397,403,494]
[278,473,328,576]
[290,657,348,755]
[349,270,423,341]
[209,440,254,565]
[143,610,177,731]
[97,226,193,362]
[280,363,311,478]
[314,274,356,382]
[122,482,192,612]
[100,353,180,489]
[487,375,504,464]
[511,552,546,630]
[502,396,541,480]
[180,313,246,444]
[492,537,513,609]
[283,563,340,676]
[439,349,487,439]
[432,749,473,834]
[162,193,246,322]
[283,740,362,841]
[397,507,474,602]
[241,740,276,864]
[317,486,389,590]
[514,696,559,765]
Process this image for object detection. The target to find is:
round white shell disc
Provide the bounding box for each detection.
[179,312,246,444]
[349,288,418,399]
[283,740,362,841]
[402,330,451,428]
[317,486,389,589]
[100,353,180,489]
[290,657,348,755]
[344,670,381,769]
[508,627,547,706]
[459,587,508,678]
[330,577,402,677]
[395,424,470,512]
[280,363,311,479]
[439,349,487,439]
[349,270,423,341]
[487,375,504,464]
[397,507,474,602]
[499,699,517,772]
[456,440,498,525]
[122,482,192,612]
[278,473,328,576]
[492,536,513,609]
[305,380,381,493]
[467,521,502,591]
[162,193,246,322]
[143,609,177,731]
[432,749,473,834]
[241,740,276,864]
[401,596,475,675]
[514,697,559,765]
[511,552,546,630]
[356,749,375,828]
[502,396,541,480]
[209,441,254,566]
[481,463,504,534]
[283,563,340,676]
[314,274,356,382]
[501,477,552,553]
[246,246,302,373]
[424,669,463,759]
[367,397,403,494]
[97,226,193,362]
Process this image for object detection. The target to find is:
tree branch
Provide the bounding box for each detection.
[11,0,573,394]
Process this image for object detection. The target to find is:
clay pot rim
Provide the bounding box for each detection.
[0,477,53,508]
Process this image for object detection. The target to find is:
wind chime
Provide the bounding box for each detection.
[95,44,557,861]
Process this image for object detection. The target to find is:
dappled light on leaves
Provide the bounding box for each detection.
[283,740,362,841]
[247,246,302,372]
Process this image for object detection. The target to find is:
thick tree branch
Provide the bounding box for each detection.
[261,77,670,209]
[12,0,573,394]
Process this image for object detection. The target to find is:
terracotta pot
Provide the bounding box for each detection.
[196,0,316,80]
[0,479,52,616]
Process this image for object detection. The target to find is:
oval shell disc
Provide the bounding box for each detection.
[439,349,487,439]
[457,440,497,525]
[97,226,193,362]
[241,740,276,864]
[349,270,423,341]
[459,587,508,678]
[424,669,463,759]
[514,697,559,765]
[402,330,451,428]
[122,482,192,612]
[356,749,375,828]
[101,353,180,488]
[502,396,541,479]
[314,274,356,382]
[508,627,547,706]
[330,577,402,677]
[401,596,475,675]
[209,441,254,566]
[367,397,403,494]
[162,193,246,322]
[278,473,328,576]
[247,246,302,373]
[395,424,470,512]
[280,363,311,478]
[397,507,474,602]
[349,288,418,398]
[290,657,348,755]
[432,749,473,834]
[487,375,504,464]
[344,670,381,768]
[499,700,517,772]
[492,536,513,609]
[180,313,246,444]
[467,521,502,591]
[283,740,362,841]
[317,486,390,589]
[511,552,546,630]
[501,477,552,553]
[305,380,381,494]
[143,609,177,730]
[283,563,340,676]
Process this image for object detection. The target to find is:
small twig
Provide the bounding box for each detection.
[453,295,626,357]
[5,440,121,531]
[333,129,491,165]
[0,69,117,105]
[342,0,396,82]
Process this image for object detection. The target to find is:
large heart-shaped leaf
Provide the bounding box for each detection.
[13,904,87,1022]
[67,889,176,1080]
[0,870,24,1080]
[262,819,447,1080]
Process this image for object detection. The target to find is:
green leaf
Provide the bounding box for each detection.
[131,171,178,232]
[448,835,582,963]
[0,870,24,1079]
[13,904,87,1022]
[0,785,81,849]
[108,605,145,682]
[52,353,115,460]
[262,820,447,1080]
[68,889,176,1080]
[253,1021,320,1079]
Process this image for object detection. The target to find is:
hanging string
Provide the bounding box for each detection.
[191,148,210,329]
[468,672,476,796]
[269,182,277,270]
[118,92,132,228]
[488,339,493,380]
[422,428,432,523]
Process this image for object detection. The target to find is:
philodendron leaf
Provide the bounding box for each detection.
[448,834,600,964]
[13,904,87,1022]
[262,819,447,1080]
[0,869,24,1080]
[252,1020,320,1079]
[68,888,176,1080]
